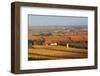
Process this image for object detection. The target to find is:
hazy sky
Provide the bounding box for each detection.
[28,15,88,26]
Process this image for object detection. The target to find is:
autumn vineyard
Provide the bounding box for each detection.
[28,25,88,60]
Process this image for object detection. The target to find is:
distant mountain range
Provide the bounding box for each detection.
[28,25,87,34]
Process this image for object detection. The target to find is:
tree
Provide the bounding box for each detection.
[37,36,45,45]
[28,40,34,47]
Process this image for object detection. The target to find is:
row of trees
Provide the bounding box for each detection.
[28,36,88,49]
[57,41,88,49]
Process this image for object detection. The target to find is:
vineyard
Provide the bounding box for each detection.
[28,29,88,60]
[28,45,87,60]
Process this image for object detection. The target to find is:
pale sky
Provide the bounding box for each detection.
[28,15,88,26]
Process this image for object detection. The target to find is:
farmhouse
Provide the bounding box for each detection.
[48,42,69,48]
[49,42,57,46]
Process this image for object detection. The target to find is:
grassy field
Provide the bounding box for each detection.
[28,45,87,60]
